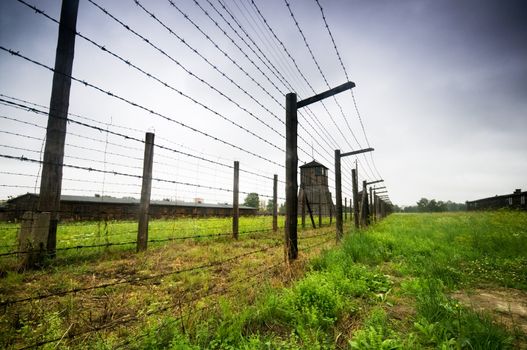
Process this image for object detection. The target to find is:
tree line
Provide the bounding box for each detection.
[394,198,466,213]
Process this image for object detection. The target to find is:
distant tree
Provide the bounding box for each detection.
[416,198,429,212]
[392,204,402,212]
[243,192,260,208]
[409,197,464,213]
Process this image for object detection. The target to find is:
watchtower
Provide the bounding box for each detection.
[299,160,334,216]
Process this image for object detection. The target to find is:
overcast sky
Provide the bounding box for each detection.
[0,0,526,207]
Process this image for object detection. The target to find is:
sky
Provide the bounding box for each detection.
[0,0,526,207]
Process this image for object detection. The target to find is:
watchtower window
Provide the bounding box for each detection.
[315,167,325,176]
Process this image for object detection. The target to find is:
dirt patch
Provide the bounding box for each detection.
[452,287,527,334]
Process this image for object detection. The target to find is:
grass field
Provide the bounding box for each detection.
[0,215,336,270]
[0,215,338,349]
[1,211,526,349]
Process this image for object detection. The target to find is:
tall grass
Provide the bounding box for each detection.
[2,211,524,348]
[144,211,524,349]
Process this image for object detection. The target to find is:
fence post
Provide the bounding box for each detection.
[361,180,370,227]
[300,186,306,229]
[285,93,298,260]
[273,174,278,232]
[351,168,359,229]
[328,192,333,225]
[369,187,373,223]
[18,212,50,269]
[318,190,322,227]
[137,132,154,252]
[373,193,378,222]
[344,197,348,222]
[335,150,343,240]
[233,161,239,239]
[37,0,80,260]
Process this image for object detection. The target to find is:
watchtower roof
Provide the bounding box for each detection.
[299,160,328,169]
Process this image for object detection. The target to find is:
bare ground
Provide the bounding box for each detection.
[452,287,527,346]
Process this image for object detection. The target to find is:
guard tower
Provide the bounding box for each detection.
[298,160,334,217]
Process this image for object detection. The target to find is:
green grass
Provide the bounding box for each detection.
[1,211,525,349]
[125,211,525,349]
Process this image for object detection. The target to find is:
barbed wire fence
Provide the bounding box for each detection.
[0,0,393,347]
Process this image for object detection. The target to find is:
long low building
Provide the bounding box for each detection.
[466,189,527,211]
[1,193,257,221]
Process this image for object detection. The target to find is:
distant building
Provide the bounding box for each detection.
[2,193,257,222]
[298,160,334,216]
[466,189,527,211]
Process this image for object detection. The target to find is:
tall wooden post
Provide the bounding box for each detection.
[344,197,348,222]
[285,93,298,260]
[328,192,333,225]
[137,132,155,252]
[232,161,240,239]
[369,187,373,223]
[335,150,343,240]
[361,180,370,226]
[318,190,322,227]
[37,0,80,258]
[272,174,278,232]
[373,193,378,222]
[351,168,359,229]
[301,187,306,229]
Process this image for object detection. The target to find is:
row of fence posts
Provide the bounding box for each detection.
[284,85,392,261]
[15,0,391,268]
[17,122,390,267]
[18,128,285,267]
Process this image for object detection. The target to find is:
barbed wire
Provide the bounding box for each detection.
[208,0,331,164]
[112,256,285,349]
[203,0,292,92]
[313,0,383,181]
[134,0,284,128]
[0,113,283,198]
[281,0,376,180]
[18,253,288,349]
[80,0,284,150]
[0,153,284,202]
[17,0,286,152]
[0,93,286,183]
[177,0,327,165]
[0,46,283,167]
[0,227,282,258]
[0,241,282,306]
[246,0,372,180]
[166,0,283,111]
[0,93,276,179]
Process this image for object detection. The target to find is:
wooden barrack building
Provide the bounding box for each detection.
[2,193,257,222]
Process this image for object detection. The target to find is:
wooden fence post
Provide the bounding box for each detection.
[344,197,348,222]
[318,190,322,227]
[369,187,374,223]
[335,149,343,240]
[273,174,278,232]
[37,0,80,260]
[137,132,155,252]
[285,93,298,260]
[300,186,306,229]
[233,161,239,239]
[374,193,378,222]
[361,180,370,227]
[351,168,359,229]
